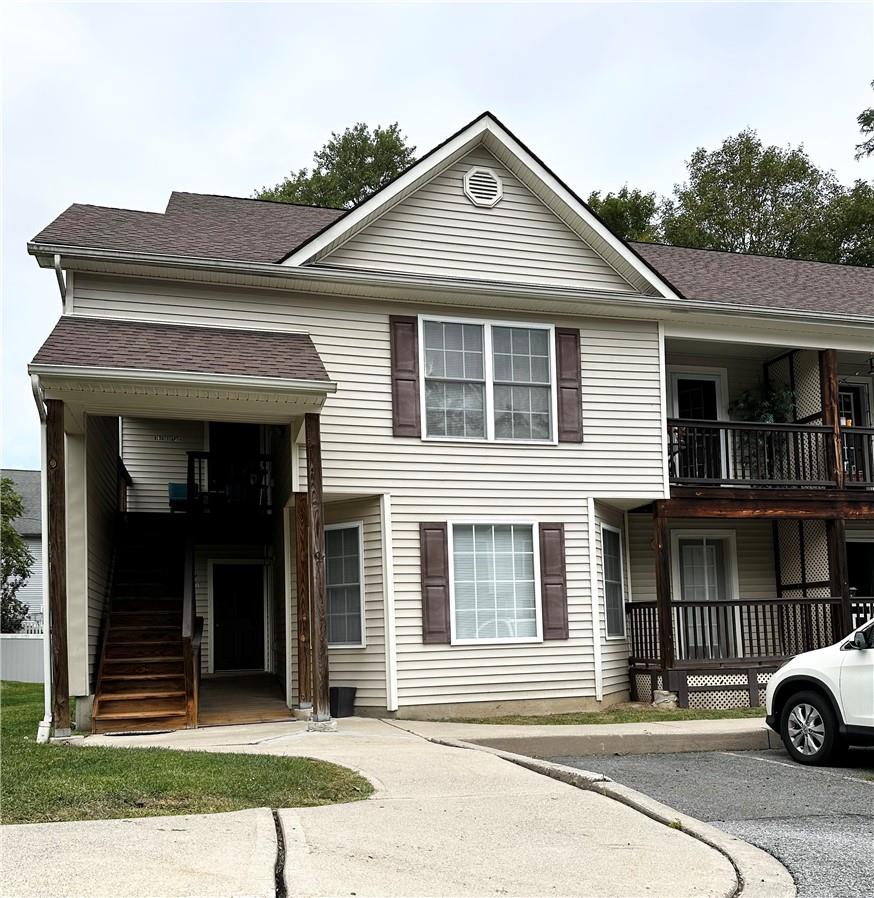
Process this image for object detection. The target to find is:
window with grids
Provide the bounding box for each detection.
[422,319,553,441]
[452,524,539,641]
[326,524,363,646]
[601,526,626,638]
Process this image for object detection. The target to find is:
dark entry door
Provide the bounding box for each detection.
[848,543,874,597]
[213,563,265,671]
[675,378,723,480]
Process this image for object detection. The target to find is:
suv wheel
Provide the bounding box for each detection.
[780,690,838,765]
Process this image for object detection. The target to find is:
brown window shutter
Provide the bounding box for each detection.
[555,328,583,443]
[390,315,421,437]
[419,522,451,643]
[539,523,569,639]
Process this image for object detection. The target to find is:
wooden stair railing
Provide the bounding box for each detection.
[182,532,200,728]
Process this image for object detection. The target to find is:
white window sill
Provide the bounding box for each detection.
[421,436,559,447]
[328,643,367,650]
[450,637,544,647]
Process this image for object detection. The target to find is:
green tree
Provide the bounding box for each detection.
[1,478,34,633]
[586,187,658,241]
[660,129,841,257]
[809,180,874,267]
[854,81,874,160]
[256,123,416,209]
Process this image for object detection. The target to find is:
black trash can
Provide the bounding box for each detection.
[329,686,357,718]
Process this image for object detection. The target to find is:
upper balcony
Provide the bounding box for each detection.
[664,340,874,492]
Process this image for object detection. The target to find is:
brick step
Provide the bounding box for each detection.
[96,695,187,717]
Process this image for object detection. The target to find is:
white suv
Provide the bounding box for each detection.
[765,618,874,765]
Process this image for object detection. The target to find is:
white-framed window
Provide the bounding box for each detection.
[420,316,557,443]
[600,524,626,639]
[448,521,543,644]
[325,522,365,648]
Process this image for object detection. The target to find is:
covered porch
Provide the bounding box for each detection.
[29,316,338,736]
[625,494,874,708]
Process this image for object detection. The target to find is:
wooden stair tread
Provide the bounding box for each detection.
[100,672,183,681]
[97,689,185,701]
[93,708,186,721]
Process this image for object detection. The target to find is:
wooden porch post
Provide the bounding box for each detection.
[304,414,331,723]
[653,501,675,674]
[46,399,71,735]
[826,517,852,634]
[819,350,844,489]
[294,491,313,709]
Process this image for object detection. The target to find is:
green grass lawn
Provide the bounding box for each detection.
[450,705,768,726]
[0,681,372,825]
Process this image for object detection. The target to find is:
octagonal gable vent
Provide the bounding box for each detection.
[463,167,503,208]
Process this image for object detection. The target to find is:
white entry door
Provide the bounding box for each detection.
[674,534,741,660]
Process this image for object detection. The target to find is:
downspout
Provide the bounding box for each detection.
[31,375,53,743]
[53,254,67,305]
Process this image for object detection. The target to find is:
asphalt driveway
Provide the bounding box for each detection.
[552,747,874,898]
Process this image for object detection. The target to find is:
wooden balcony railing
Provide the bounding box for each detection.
[626,596,862,667]
[182,451,273,513]
[841,427,874,487]
[667,418,837,488]
[182,533,203,728]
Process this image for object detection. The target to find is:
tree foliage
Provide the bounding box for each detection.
[659,129,841,257]
[586,187,658,241]
[256,123,416,209]
[855,81,874,160]
[1,478,34,633]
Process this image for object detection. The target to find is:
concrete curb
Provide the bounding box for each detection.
[463,727,774,759]
[433,738,796,898]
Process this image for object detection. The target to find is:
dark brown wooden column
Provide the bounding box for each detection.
[820,350,844,489]
[305,413,330,721]
[826,517,852,634]
[46,399,70,734]
[653,501,675,673]
[294,491,313,708]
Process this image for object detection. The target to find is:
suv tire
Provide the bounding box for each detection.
[779,689,839,765]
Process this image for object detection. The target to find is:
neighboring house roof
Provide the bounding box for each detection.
[1,469,41,537]
[32,192,344,263]
[631,242,874,319]
[30,317,332,385]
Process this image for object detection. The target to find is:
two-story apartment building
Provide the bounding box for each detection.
[26,113,874,736]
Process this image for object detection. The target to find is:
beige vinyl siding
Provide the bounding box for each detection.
[121,418,204,513]
[627,515,777,602]
[195,545,270,676]
[322,149,636,293]
[87,415,119,683]
[594,502,630,697]
[72,273,670,707]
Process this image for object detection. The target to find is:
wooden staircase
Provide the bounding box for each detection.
[92,522,190,733]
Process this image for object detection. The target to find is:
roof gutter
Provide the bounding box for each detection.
[28,363,338,395]
[28,241,874,331]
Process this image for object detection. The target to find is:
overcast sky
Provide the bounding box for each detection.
[2,1,872,470]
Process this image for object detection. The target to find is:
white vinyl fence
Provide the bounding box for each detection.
[1,633,44,683]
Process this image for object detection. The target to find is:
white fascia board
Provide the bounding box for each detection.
[28,244,874,335]
[27,363,337,395]
[281,120,492,267]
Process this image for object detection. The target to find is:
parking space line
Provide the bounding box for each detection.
[719,751,874,785]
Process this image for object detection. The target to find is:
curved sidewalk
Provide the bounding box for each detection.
[44,717,752,897]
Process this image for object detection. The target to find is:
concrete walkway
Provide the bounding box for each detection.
[1,717,748,898]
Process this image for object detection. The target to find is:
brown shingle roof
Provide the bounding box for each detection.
[631,242,874,318]
[30,191,873,318]
[30,317,331,384]
[32,193,344,263]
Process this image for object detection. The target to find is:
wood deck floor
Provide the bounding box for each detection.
[197,674,292,727]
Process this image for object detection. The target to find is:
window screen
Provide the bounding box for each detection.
[453,524,537,640]
[423,321,485,438]
[326,525,363,645]
[602,527,625,638]
[493,326,552,440]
